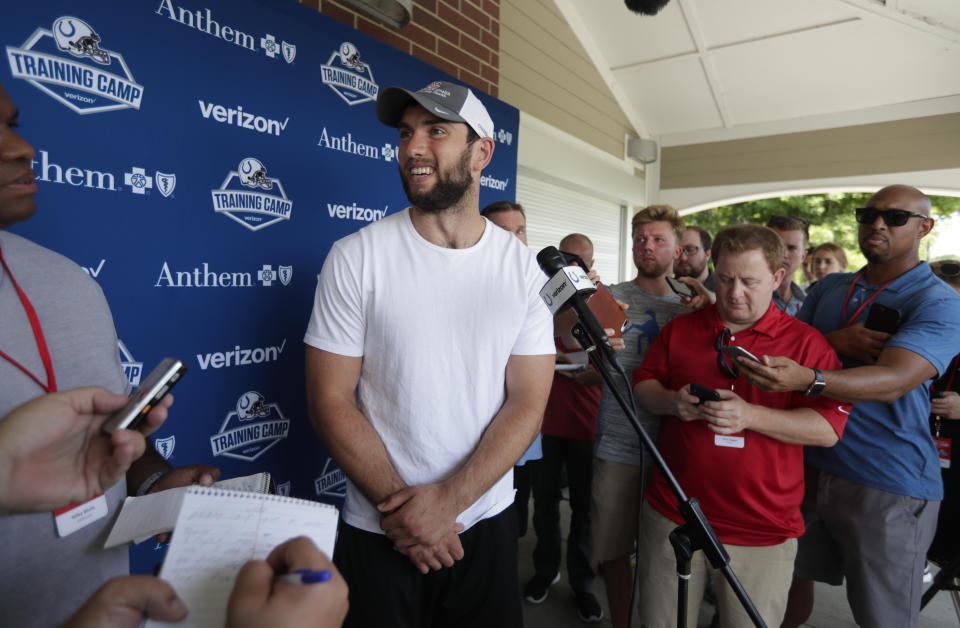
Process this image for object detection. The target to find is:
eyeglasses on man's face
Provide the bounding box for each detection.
[855,207,929,227]
[681,245,702,257]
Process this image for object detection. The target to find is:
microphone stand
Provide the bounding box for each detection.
[568,322,766,628]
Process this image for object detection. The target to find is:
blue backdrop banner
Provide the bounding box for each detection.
[3,0,519,574]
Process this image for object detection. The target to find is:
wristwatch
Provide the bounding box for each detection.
[804,368,826,396]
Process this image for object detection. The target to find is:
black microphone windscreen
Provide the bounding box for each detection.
[624,0,671,15]
[537,246,567,276]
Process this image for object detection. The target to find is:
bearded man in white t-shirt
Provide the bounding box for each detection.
[303,81,555,628]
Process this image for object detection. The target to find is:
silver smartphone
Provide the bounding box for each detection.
[719,345,762,364]
[102,358,187,433]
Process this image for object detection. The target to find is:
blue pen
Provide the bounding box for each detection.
[275,568,332,585]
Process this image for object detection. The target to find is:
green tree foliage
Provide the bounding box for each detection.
[684,193,960,274]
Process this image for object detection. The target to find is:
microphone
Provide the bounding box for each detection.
[624,0,671,15]
[537,246,619,365]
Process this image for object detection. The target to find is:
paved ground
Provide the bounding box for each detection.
[517,495,960,627]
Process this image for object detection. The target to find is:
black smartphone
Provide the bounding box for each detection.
[689,382,721,405]
[665,276,695,299]
[864,303,900,333]
[931,390,945,400]
[102,358,187,433]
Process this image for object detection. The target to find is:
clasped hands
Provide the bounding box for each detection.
[377,482,465,574]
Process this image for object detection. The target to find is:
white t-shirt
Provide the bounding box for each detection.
[304,208,554,533]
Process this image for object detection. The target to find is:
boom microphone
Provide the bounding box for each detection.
[536,246,619,366]
[625,0,671,15]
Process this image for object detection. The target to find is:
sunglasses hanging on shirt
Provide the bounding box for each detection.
[714,328,738,379]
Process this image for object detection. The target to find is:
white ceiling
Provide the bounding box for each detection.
[557,0,960,147]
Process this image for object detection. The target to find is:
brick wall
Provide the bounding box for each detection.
[299,0,501,97]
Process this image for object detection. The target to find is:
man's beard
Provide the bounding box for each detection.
[637,257,673,279]
[400,145,473,213]
[675,258,706,278]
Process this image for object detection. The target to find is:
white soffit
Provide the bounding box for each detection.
[563,0,960,147]
[584,1,695,68]
[714,18,960,126]
[617,56,724,135]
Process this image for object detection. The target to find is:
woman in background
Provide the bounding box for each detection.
[810,242,847,282]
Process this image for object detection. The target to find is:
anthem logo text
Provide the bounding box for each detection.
[317,127,397,163]
[155,2,296,63]
[155,262,292,288]
[31,150,175,198]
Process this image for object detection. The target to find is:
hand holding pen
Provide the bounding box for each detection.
[228,536,349,628]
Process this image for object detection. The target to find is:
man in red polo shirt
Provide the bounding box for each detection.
[632,224,849,627]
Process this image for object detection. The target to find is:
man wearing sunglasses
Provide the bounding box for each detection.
[629,224,848,626]
[737,185,960,628]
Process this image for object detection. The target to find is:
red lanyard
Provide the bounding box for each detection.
[840,270,894,328]
[0,246,57,393]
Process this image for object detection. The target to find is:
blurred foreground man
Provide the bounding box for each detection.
[0,79,218,627]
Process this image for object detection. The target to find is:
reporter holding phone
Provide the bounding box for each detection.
[736,186,960,628]
[0,388,172,514]
[0,79,218,627]
[588,205,693,628]
[0,390,348,628]
[631,224,849,627]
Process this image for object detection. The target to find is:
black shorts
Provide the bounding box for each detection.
[334,507,522,628]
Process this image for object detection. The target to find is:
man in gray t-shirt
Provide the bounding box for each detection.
[596,283,687,465]
[0,79,219,628]
[591,204,691,628]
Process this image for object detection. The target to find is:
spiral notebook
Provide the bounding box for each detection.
[144,486,339,628]
[105,472,275,547]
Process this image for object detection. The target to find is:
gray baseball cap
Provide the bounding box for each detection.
[376,80,494,139]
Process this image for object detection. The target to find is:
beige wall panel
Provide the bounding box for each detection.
[667,114,960,159]
[502,78,625,157]
[500,56,628,142]
[501,8,623,117]
[663,114,960,188]
[665,130,959,176]
[500,35,625,125]
[503,1,604,87]
[500,0,635,159]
